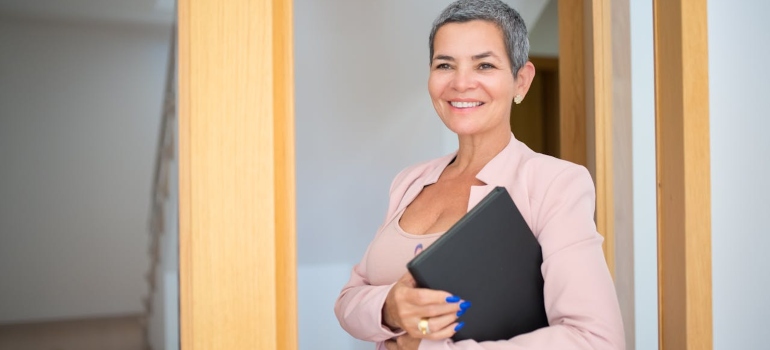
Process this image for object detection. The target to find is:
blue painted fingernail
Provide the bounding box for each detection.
[454,322,465,331]
[446,295,461,303]
[456,309,465,317]
[460,301,472,310]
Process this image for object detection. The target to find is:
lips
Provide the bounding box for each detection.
[450,101,484,108]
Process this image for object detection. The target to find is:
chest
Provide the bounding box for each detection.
[399,178,485,235]
[366,210,442,285]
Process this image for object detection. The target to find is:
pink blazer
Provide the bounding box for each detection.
[335,134,625,349]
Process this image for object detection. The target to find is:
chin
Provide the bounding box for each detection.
[442,120,487,137]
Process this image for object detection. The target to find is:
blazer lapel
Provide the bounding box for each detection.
[468,133,525,212]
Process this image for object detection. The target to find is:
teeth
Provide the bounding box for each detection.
[450,101,483,108]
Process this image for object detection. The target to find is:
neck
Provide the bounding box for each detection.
[446,128,511,179]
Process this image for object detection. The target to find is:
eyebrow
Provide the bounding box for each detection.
[433,51,500,62]
[472,51,499,60]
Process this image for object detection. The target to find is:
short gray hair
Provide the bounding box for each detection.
[429,0,529,76]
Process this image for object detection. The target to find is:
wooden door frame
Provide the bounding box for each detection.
[559,0,633,347]
[558,0,618,281]
[653,0,712,349]
[177,0,711,349]
[560,1,713,349]
[178,0,296,349]
[175,1,617,348]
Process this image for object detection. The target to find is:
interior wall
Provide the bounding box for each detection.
[0,15,171,323]
[628,0,658,348]
[528,0,558,57]
[709,1,770,348]
[294,1,453,348]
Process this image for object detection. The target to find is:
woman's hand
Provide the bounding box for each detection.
[384,334,422,350]
[383,273,469,340]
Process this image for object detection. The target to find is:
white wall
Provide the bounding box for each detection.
[628,0,659,349]
[294,2,454,347]
[709,1,770,349]
[0,16,171,323]
[528,0,558,57]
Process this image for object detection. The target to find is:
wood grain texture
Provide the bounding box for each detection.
[653,0,713,349]
[179,0,297,349]
[559,0,615,276]
[610,0,636,348]
[585,0,616,276]
[273,0,298,348]
[511,57,559,157]
[558,0,587,167]
[511,67,545,153]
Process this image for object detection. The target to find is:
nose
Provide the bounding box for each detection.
[449,67,477,92]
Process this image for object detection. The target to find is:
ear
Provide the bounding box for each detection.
[514,61,536,98]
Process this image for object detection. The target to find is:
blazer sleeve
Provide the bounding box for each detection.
[333,169,413,342]
[334,247,404,342]
[417,165,625,350]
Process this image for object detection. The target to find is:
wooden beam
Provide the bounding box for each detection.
[564,0,616,276]
[273,0,298,348]
[558,0,587,168]
[586,0,616,277]
[610,0,635,347]
[178,0,297,349]
[653,0,712,349]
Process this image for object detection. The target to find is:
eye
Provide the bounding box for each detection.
[434,63,451,70]
[478,63,496,70]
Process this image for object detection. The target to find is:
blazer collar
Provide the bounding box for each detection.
[411,132,525,212]
[468,133,524,210]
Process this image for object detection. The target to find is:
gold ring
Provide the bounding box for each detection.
[417,318,430,335]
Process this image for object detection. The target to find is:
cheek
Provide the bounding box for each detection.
[427,73,450,100]
[482,76,515,97]
[427,76,440,100]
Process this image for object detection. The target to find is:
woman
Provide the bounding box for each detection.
[334,0,625,349]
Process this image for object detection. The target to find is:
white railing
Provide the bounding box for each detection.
[144,26,179,350]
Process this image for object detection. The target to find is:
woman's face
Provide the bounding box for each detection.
[428,20,518,137]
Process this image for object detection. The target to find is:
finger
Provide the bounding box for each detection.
[418,297,468,318]
[400,299,460,334]
[425,320,465,341]
[408,287,463,308]
[384,339,397,350]
[395,288,454,320]
[419,311,460,337]
[413,306,465,339]
[408,299,471,337]
[398,292,467,337]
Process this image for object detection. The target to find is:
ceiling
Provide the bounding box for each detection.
[0,0,174,25]
[0,0,545,30]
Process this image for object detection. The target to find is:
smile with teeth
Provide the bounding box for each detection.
[450,101,484,108]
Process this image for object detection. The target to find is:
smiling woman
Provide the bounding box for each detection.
[333,1,624,349]
[427,20,531,142]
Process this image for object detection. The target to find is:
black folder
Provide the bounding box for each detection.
[406,186,549,342]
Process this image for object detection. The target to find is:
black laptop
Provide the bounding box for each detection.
[406,186,549,342]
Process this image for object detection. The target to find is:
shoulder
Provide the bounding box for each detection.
[510,146,595,236]
[517,148,594,197]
